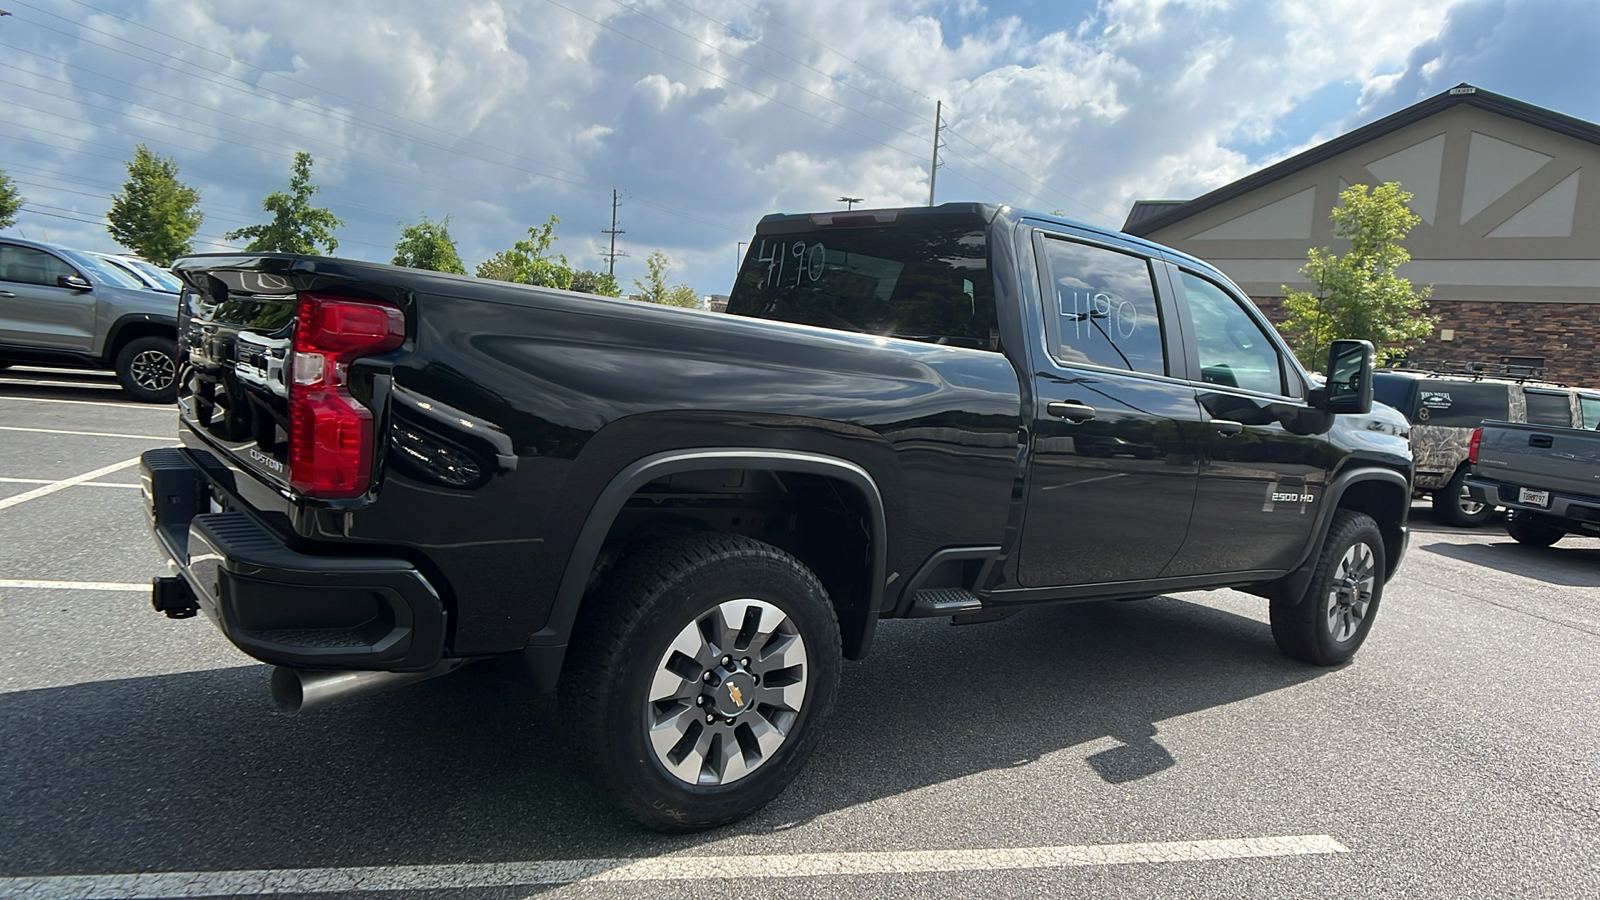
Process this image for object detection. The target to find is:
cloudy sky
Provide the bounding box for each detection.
[1,0,1595,296]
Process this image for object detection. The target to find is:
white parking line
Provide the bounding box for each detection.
[0,477,141,489]
[0,835,1349,898]
[0,458,143,512]
[0,395,172,411]
[0,579,148,592]
[0,425,172,441]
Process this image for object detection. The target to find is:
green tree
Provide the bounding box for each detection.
[475,215,575,289]
[392,214,466,274]
[1280,182,1435,368]
[0,168,23,230]
[106,145,203,265]
[633,250,700,308]
[570,269,622,297]
[225,151,344,254]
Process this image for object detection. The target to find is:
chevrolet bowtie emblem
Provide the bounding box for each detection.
[728,684,744,708]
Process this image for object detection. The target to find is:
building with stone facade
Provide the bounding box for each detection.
[1123,84,1600,386]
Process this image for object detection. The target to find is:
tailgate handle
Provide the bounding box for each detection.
[1529,434,1553,448]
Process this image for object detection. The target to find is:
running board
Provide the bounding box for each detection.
[908,587,983,617]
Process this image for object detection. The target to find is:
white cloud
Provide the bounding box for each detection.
[0,0,1591,291]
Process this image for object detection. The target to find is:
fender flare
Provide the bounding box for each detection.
[103,312,178,363]
[1269,466,1411,604]
[533,447,889,660]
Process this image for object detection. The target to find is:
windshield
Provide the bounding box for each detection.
[70,251,149,290]
[124,258,183,292]
[726,217,998,351]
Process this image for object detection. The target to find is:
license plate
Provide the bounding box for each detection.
[1518,487,1551,508]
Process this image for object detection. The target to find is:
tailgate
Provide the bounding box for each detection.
[1476,422,1600,496]
[170,255,411,498]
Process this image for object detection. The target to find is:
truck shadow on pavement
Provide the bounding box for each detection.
[1420,540,1600,586]
[0,596,1323,885]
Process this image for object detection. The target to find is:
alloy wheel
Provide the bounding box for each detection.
[645,598,808,786]
[1326,541,1376,643]
[130,349,175,392]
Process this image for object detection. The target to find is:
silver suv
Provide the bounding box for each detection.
[0,237,179,402]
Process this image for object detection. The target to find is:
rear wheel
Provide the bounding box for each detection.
[1435,468,1492,527]
[114,335,177,403]
[1505,512,1564,547]
[1271,510,1386,666]
[560,533,841,832]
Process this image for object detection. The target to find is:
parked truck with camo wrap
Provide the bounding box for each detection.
[1373,369,1591,526]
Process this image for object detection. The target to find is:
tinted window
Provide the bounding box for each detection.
[1524,390,1574,427]
[1036,238,1165,375]
[1181,271,1285,395]
[0,245,80,286]
[726,219,997,351]
[1413,382,1508,427]
[83,252,155,290]
[1373,373,1417,417]
[1580,395,1600,430]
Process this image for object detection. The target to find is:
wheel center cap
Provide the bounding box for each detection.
[711,671,756,717]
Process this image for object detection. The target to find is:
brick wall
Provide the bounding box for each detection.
[1250,297,1600,389]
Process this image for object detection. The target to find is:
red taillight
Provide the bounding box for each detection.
[288,292,405,498]
[1468,427,1482,465]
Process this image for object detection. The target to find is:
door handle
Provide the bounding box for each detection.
[1047,400,1096,423]
[0,290,15,298]
[1210,419,1244,436]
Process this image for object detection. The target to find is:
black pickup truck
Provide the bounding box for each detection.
[143,203,1411,830]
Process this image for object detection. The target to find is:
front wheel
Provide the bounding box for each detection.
[1435,468,1492,527]
[1271,510,1386,666]
[560,533,841,832]
[114,336,177,403]
[1505,512,1564,547]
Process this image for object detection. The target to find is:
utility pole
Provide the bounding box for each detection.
[927,100,943,207]
[601,188,625,276]
[736,241,745,279]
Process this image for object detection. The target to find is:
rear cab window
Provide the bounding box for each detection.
[726,215,998,352]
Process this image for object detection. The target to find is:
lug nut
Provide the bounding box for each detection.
[740,657,751,667]
[722,656,732,666]
[706,714,715,723]
[725,718,736,725]
[696,696,706,706]
[703,671,714,682]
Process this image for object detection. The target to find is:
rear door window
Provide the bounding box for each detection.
[1414,382,1508,427]
[1581,395,1600,430]
[1524,389,1574,427]
[1037,237,1166,376]
[1373,374,1417,418]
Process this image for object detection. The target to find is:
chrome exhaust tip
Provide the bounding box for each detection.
[269,662,462,715]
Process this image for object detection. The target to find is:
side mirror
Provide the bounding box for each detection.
[57,274,93,291]
[1310,339,1374,414]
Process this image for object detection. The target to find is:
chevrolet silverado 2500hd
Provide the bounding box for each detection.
[143,203,1411,830]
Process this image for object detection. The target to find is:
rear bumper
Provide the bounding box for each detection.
[140,448,447,671]
[1464,473,1600,533]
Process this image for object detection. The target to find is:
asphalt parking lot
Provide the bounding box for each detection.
[1,367,1597,899]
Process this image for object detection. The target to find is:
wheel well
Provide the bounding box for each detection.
[106,321,176,365]
[594,467,878,658]
[1337,478,1407,574]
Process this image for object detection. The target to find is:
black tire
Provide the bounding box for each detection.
[1271,510,1386,666]
[113,335,177,403]
[1505,512,1564,547]
[1435,468,1492,527]
[559,532,841,832]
